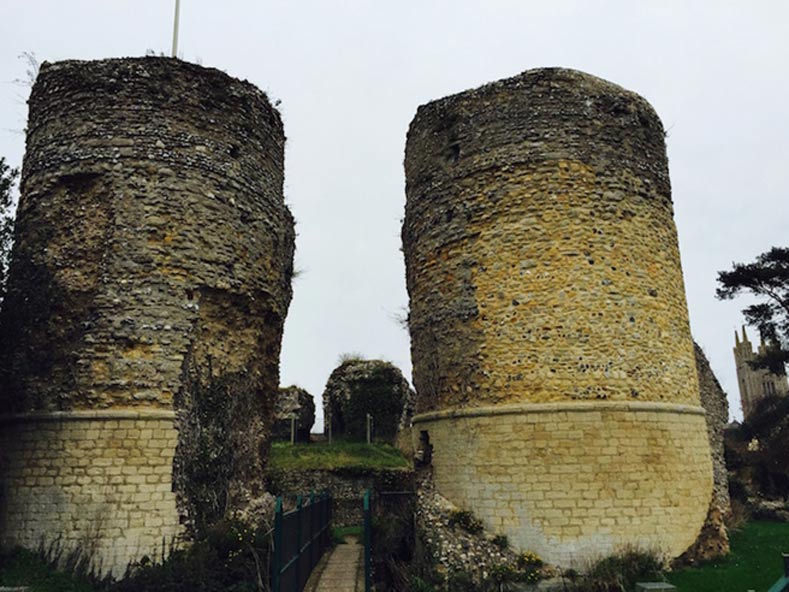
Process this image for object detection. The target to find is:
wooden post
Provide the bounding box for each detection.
[366,413,372,444]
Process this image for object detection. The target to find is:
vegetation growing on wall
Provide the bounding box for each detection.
[174,358,273,538]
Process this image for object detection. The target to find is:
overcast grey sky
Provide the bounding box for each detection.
[2,1,787,428]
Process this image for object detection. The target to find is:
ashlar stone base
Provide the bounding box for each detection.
[413,401,713,567]
[0,410,184,576]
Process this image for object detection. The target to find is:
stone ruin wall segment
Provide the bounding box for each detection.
[403,68,715,566]
[0,57,294,575]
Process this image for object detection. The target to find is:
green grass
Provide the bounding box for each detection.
[0,547,97,592]
[332,525,363,544]
[269,441,410,470]
[668,521,789,592]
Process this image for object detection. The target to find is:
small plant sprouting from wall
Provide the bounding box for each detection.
[491,534,509,549]
[447,509,483,535]
[173,356,272,539]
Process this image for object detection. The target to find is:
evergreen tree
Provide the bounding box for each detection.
[0,157,19,307]
[717,247,789,375]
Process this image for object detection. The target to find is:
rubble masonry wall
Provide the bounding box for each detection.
[403,68,714,565]
[0,58,293,575]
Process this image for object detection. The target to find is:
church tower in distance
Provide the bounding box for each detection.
[734,326,789,419]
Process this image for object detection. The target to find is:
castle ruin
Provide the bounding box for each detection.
[0,57,294,574]
[402,68,714,566]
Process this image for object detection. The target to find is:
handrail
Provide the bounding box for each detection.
[271,490,332,592]
[363,489,372,592]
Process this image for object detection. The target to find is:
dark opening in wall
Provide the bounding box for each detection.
[418,430,433,467]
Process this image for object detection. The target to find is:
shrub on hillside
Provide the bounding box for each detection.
[564,548,665,592]
[725,395,789,502]
[113,518,270,592]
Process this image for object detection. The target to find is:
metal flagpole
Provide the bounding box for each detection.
[171,0,181,58]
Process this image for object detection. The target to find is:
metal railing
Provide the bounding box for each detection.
[766,552,789,592]
[363,488,372,592]
[271,491,332,592]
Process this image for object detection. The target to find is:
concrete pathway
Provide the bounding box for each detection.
[312,536,363,592]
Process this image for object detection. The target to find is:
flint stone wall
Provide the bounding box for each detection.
[0,57,293,575]
[0,57,294,411]
[323,359,412,443]
[273,386,315,442]
[268,467,414,527]
[675,342,731,563]
[403,68,715,565]
[694,342,731,516]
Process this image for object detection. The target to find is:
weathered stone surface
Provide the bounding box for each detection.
[403,68,713,566]
[0,57,293,574]
[273,386,315,442]
[268,467,414,527]
[0,411,181,577]
[673,341,730,564]
[0,57,293,412]
[694,342,731,516]
[414,404,712,568]
[322,359,413,443]
[415,470,545,585]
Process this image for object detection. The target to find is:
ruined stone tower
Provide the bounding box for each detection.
[403,68,713,565]
[0,58,294,574]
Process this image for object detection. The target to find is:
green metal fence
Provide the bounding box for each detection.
[271,491,332,592]
[363,488,372,592]
[767,553,789,592]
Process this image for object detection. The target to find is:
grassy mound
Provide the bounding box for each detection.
[269,441,410,470]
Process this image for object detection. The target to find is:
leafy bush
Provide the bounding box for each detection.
[174,358,270,537]
[371,494,417,592]
[113,517,271,592]
[0,156,18,307]
[491,534,509,549]
[446,569,476,591]
[447,509,483,535]
[0,546,101,592]
[408,575,438,592]
[517,550,543,570]
[725,395,789,501]
[564,548,664,592]
[485,556,542,588]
